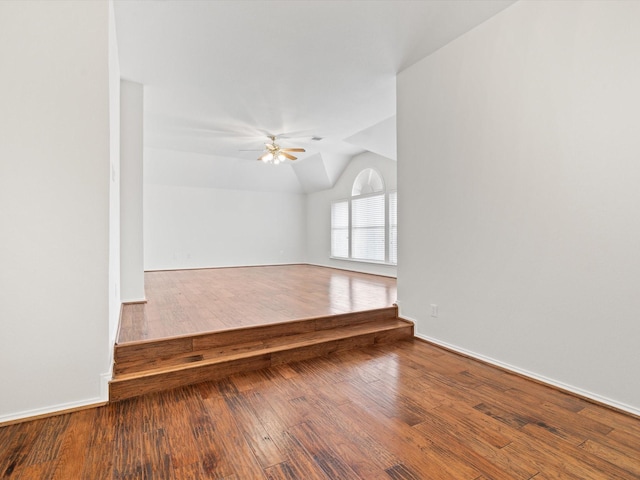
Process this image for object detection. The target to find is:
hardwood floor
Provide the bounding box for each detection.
[3,339,639,479]
[118,265,398,343]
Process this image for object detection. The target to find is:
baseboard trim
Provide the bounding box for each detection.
[0,371,113,427]
[0,398,107,427]
[122,298,147,305]
[101,371,112,401]
[144,263,397,279]
[407,327,640,419]
[306,262,397,279]
[144,263,306,273]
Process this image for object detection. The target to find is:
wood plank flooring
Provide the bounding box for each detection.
[3,339,639,479]
[118,265,397,343]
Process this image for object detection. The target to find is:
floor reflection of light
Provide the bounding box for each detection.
[379,352,400,383]
[329,273,352,311]
[329,271,397,313]
[367,353,401,404]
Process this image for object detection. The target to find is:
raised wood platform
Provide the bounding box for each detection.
[110,266,408,401]
[117,265,398,343]
[110,306,413,401]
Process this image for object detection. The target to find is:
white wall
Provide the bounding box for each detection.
[0,1,112,421]
[144,148,398,274]
[120,80,145,302]
[307,151,397,277]
[145,184,307,270]
[398,0,640,414]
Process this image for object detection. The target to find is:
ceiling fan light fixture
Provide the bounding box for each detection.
[257,135,305,164]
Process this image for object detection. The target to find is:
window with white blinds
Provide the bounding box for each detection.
[331,200,349,258]
[352,194,385,262]
[330,169,397,265]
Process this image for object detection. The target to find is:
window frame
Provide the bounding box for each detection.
[330,169,397,266]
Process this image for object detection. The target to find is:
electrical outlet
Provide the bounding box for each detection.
[430,304,438,318]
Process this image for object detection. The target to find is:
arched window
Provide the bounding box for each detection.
[352,168,384,196]
[331,168,397,265]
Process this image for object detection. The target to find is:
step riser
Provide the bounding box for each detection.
[109,324,412,402]
[114,306,397,374]
[115,322,410,376]
[114,341,263,376]
[115,319,405,376]
[110,354,272,402]
[271,325,412,366]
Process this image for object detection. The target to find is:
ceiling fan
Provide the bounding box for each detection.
[258,136,305,164]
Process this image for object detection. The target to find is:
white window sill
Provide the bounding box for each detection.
[330,256,397,267]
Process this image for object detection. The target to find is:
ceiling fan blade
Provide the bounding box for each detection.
[281,152,297,161]
[267,129,316,139]
[265,143,277,151]
[281,148,305,152]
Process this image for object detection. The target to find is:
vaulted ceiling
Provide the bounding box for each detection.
[114,0,515,193]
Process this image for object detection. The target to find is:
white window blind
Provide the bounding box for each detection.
[389,191,397,265]
[352,194,385,262]
[331,200,349,258]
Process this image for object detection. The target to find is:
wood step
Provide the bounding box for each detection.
[109,316,413,402]
[115,318,410,376]
[113,306,398,375]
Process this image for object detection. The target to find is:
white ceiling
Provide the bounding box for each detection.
[114,0,515,193]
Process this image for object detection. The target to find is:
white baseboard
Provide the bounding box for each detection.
[101,371,112,401]
[121,297,147,304]
[0,372,112,426]
[144,262,305,272]
[404,319,640,418]
[306,261,397,278]
[0,397,105,426]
